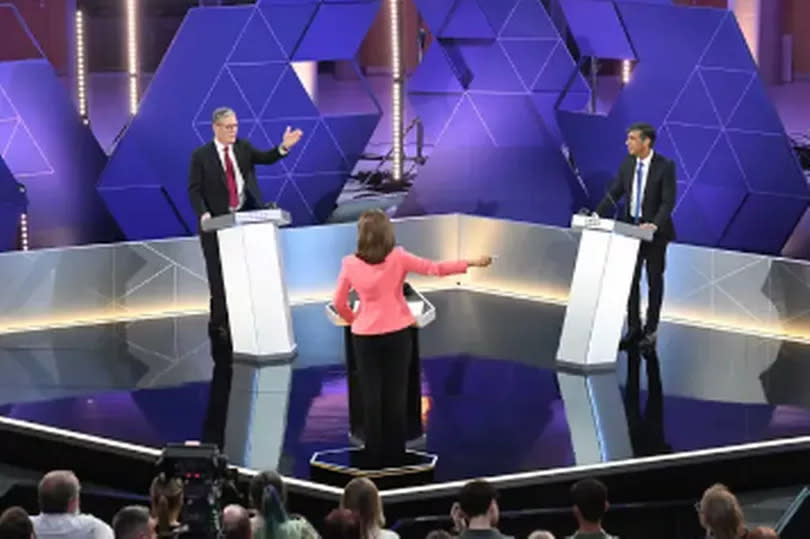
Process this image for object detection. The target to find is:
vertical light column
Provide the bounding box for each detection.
[75,10,88,125]
[621,60,631,85]
[126,0,139,115]
[390,0,404,182]
[19,213,28,251]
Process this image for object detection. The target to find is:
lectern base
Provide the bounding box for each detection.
[233,346,297,365]
[310,448,436,489]
[555,358,618,373]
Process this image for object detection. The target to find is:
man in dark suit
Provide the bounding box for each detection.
[596,122,676,350]
[188,107,303,341]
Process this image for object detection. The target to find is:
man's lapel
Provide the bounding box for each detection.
[209,142,227,187]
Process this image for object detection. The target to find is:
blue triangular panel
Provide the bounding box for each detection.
[0,89,15,120]
[533,41,578,92]
[475,0,520,36]
[440,0,496,39]
[228,10,286,63]
[502,0,558,39]
[4,125,51,176]
[701,12,756,71]
[501,39,557,90]
[258,3,318,58]
[261,67,319,119]
[411,0,456,36]
[666,70,721,126]
[323,114,379,166]
[667,123,721,180]
[0,119,17,153]
[700,68,754,126]
[197,69,254,123]
[292,172,346,222]
[276,180,316,225]
[408,45,464,93]
[292,120,348,173]
[438,95,494,147]
[726,78,785,133]
[247,123,289,176]
[227,63,286,118]
[462,43,524,92]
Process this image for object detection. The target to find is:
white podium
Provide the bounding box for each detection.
[203,208,296,364]
[556,214,653,370]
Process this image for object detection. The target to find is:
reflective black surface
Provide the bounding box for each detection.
[2,290,810,483]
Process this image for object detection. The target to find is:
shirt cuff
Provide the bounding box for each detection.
[278,144,289,156]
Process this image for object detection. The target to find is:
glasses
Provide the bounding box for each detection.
[217,123,238,131]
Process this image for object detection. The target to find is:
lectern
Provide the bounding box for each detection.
[556,214,653,370]
[202,208,296,364]
[325,283,435,445]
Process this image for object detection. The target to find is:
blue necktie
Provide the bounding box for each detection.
[634,161,644,224]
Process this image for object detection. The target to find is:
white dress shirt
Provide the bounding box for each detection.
[630,149,654,220]
[214,139,247,210]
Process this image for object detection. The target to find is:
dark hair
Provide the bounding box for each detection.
[425,530,453,539]
[355,210,395,264]
[571,478,608,523]
[0,507,34,539]
[627,122,656,147]
[459,480,498,520]
[113,505,153,539]
[150,474,184,529]
[323,509,364,539]
[38,470,79,514]
[250,470,286,509]
[341,477,384,530]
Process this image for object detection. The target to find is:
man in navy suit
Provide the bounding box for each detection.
[596,123,677,350]
[188,107,303,340]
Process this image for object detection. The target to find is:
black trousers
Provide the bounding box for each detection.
[628,238,668,334]
[352,328,412,467]
[200,231,229,337]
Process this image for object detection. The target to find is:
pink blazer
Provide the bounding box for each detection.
[333,246,468,335]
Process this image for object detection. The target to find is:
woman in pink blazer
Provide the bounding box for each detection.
[333,210,491,467]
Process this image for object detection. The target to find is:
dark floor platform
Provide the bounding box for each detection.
[1,290,810,484]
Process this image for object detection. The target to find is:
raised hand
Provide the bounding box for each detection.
[469,255,493,267]
[282,126,304,150]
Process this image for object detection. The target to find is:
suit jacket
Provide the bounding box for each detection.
[595,152,677,242]
[188,138,285,228]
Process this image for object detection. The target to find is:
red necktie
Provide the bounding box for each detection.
[223,146,238,209]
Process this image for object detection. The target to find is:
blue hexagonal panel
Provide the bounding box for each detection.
[0,4,120,251]
[398,0,591,225]
[98,0,382,238]
[557,2,808,254]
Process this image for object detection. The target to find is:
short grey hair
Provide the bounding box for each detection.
[38,470,80,514]
[212,107,236,124]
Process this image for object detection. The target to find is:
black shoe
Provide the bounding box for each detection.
[639,330,657,351]
[619,328,643,350]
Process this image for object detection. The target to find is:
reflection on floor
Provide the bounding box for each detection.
[2,290,810,482]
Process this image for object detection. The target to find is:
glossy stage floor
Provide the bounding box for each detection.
[2,288,809,484]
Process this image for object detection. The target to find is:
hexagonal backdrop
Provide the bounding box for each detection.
[98,0,382,239]
[0,4,120,251]
[396,0,592,225]
[557,2,809,255]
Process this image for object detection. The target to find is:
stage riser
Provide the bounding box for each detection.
[1,215,808,341]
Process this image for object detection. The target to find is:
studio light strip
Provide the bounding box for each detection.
[75,10,88,124]
[126,0,139,115]
[390,0,404,181]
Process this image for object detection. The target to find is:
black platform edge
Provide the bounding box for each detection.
[5,416,810,528]
[310,448,437,489]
